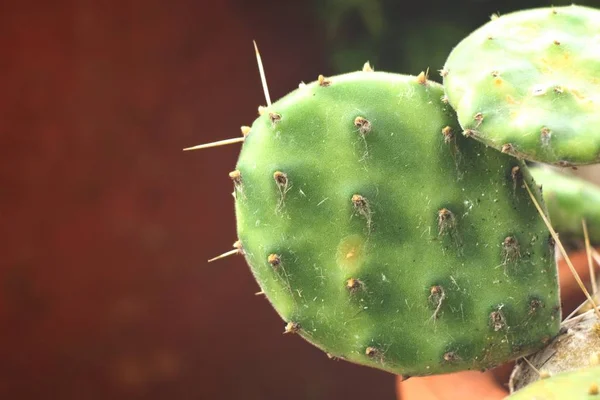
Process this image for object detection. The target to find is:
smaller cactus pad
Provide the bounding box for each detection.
[443,5,600,166]
[530,167,600,243]
[508,365,600,400]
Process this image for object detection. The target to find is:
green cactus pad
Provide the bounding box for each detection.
[508,365,600,399]
[232,70,559,376]
[443,5,600,166]
[530,167,600,243]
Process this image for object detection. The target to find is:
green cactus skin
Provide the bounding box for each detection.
[442,5,600,166]
[507,365,600,399]
[530,166,600,243]
[231,70,560,377]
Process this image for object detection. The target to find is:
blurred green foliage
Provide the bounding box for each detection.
[315,0,597,81]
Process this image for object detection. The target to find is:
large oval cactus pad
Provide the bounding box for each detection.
[443,5,600,166]
[233,71,559,376]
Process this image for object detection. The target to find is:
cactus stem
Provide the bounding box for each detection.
[556,160,577,169]
[593,323,600,338]
[522,356,547,378]
[253,40,272,107]
[182,137,244,151]
[539,370,551,379]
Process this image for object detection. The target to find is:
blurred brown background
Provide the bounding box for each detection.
[0,1,394,399]
[4,1,600,399]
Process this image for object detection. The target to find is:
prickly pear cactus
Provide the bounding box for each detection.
[230,70,560,376]
[509,310,600,393]
[530,167,600,244]
[508,365,600,400]
[442,5,600,166]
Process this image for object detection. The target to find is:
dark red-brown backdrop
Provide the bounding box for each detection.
[0,1,395,399]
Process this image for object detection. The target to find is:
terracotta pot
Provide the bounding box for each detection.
[397,249,595,400]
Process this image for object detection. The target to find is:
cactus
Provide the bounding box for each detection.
[442,5,600,166]
[530,166,600,244]
[509,310,600,393]
[186,3,600,393]
[508,364,600,400]
[224,69,560,377]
